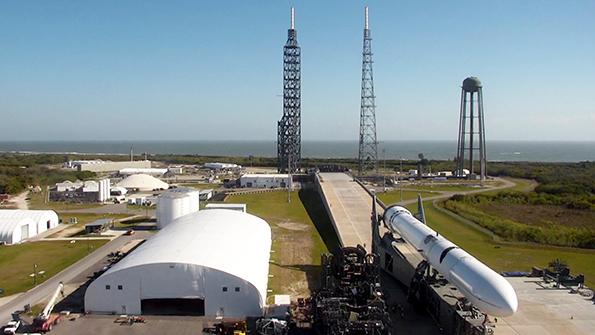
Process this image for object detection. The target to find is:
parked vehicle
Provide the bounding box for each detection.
[3,319,20,335]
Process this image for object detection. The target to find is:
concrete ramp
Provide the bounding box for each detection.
[316,173,375,251]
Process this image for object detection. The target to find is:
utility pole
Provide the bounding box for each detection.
[382,148,386,192]
[399,157,403,202]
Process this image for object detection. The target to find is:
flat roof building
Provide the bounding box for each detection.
[240,174,291,189]
[205,203,247,213]
[84,209,271,317]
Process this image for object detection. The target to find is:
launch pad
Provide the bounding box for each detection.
[315,172,595,335]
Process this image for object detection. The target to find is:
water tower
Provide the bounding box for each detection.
[455,77,487,180]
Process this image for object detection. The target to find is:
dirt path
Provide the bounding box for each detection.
[12,190,29,209]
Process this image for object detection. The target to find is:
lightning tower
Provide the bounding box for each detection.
[358,6,378,175]
[455,77,487,180]
[277,7,301,173]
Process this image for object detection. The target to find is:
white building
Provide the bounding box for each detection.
[205,203,246,213]
[204,162,241,170]
[116,174,169,191]
[240,174,291,188]
[84,209,271,317]
[0,210,59,244]
[70,160,151,172]
[156,188,200,229]
[0,217,36,244]
[119,168,168,176]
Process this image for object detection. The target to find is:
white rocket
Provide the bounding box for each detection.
[383,205,518,317]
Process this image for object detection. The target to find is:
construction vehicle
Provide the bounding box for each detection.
[32,282,64,333]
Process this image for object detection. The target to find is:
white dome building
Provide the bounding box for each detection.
[116,174,169,191]
[84,209,271,317]
[0,210,59,244]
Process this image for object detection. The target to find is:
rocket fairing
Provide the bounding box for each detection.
[383,205,518,317]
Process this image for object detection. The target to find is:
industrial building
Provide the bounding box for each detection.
[156,188,200,229]
[67,160,152,172]
[240,174,291,188]
[116,174,169,191]
[84,209,271,317]
[84,219,112,234]
[205,203,247,213]
[118,168,168,176]
[50,179,110,203]
[0,210,59,244]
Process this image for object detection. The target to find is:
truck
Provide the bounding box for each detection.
[32,282,64,333]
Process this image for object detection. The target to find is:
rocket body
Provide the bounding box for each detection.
[383,205,518,317]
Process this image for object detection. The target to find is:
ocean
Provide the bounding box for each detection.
[0,140,593,162]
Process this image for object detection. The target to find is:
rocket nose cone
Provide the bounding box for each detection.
[500,292,518,317]
[491,286,518,317]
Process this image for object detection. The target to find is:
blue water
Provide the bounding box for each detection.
[0,140,593,162]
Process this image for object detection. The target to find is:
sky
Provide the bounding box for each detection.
[1,0,594,141]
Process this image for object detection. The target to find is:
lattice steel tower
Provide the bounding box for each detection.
[455,77,487,180]
[277,7,301,173]
[358,6,378,175]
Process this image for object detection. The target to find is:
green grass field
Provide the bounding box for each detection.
[481,177,537,195]
[225,189,338,297]
[401,184,481,192]
[0,240,107,296]
[47,213,130,238]
[377,190,436,204]
[412,201,595,287]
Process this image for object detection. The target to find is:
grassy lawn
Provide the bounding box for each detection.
[225,189,339,298]
[401,183,481,192]
[377,190,436,204]
[28,190,102,211]
[0,240,107,296]
[410,201,595,287]
[49,213,130,238]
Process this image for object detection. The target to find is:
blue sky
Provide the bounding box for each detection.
[1,1,594,141]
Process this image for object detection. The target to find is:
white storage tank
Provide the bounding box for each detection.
[156,188,200,229]
[98,179,111,202]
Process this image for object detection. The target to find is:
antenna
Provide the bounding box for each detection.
[291,7,295,30]
[365,6,369,30]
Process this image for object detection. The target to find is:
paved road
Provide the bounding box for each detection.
[318,173,379,251]
[396,177,515,206]
[0,235,141,323]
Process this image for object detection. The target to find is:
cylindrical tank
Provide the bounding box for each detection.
[383,205,518,317]
[156,188,200,229]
